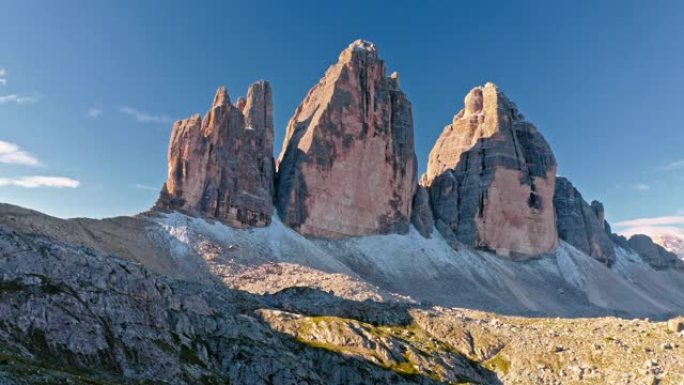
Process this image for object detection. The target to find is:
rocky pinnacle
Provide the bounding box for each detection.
[156,81,275,227]
[275,39,418,238]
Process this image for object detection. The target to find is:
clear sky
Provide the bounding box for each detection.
[0,0,682,238]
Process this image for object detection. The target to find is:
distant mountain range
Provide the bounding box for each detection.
[654,233,684,259]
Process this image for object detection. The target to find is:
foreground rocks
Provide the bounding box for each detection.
[5,222,684,385]
[156,81,275,227]
[0,226,490,385]
[423,83,558,257]
[276,40,417,238]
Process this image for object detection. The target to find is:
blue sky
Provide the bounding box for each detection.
[0,0,682,237]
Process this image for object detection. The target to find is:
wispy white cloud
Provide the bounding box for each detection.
[0,176,79,188]
[618,225,684,239]
[614,215,684,242]
[614,216,684,228]
[132,184,158,191]
[0,140,41,166]
[0,94,38,105]
[119,106,171,124]
[632,184,650,191]
[0,68,6,85]
[88,108,103,118]
[663,159,684,171]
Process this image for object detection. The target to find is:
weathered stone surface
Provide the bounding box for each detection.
[424,83,557,257]
[554,177,616,265]
[1,227,487,385]
[628,234,682,270]
[411,186,434,238]
[156,81,275,227]
[276,40,417,238]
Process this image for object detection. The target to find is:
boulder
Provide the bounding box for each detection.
[275,40,417,238]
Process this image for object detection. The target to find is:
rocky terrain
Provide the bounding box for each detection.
[2,221,684,385]
[1,39,684,384]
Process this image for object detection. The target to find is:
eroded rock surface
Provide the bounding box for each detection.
[424,83,558,257]
[554,177,616,265]
[276,40,417,238]
[156,81,275,227]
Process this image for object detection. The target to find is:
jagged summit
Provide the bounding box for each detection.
[156,80,274,227]
[212,85,230,107]
[275,39,417,238]
[344,39,377,54]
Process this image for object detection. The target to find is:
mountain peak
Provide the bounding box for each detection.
[425,83,557,257]
[338,39,380,63]
[157,80,274,227]
[212,86,230,107]
[276,40,416,238]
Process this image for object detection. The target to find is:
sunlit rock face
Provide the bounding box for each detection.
[554,177,616,266]
[424,83,558,257]
[275,40,417,238]
[156,81,275,227]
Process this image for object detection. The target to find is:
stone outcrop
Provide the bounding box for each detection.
[156,81,275,227]
[627,234,682,270]
[275,40,417,238]
[553,177,616,265]
[410,186,434,238]
[423,83,558,257]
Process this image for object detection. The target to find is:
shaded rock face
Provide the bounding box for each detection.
[276,40,417,238]
[156,81,275,227]
[410,186,434,238]
[628,234,682,270]
[553,177,616,266]
[423,83,558,257]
